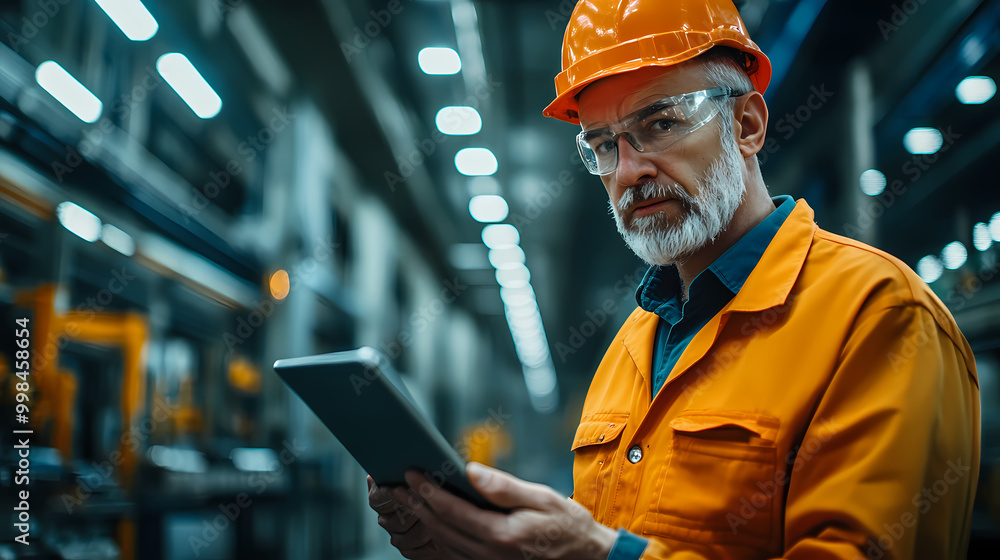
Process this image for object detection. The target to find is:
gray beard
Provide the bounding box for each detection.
[609,132,747,266]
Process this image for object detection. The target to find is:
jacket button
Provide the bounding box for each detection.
[628,445,643,463]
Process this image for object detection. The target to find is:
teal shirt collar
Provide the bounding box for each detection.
[636,195,796,313]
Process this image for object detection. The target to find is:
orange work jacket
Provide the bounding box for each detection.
[572,199,980,559]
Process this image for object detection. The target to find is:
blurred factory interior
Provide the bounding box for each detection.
[0,0,999,558]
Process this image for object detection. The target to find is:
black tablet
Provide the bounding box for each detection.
[273,347,502,512]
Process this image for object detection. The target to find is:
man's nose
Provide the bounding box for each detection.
[614,134,657,188]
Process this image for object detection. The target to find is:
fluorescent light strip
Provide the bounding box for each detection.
[418,47,461,75]
[436,106,481,135]
[94,0,158,41]
[101,223,135,256]
[455,148,498,176]
[156,53,223,119]
[470,194,508,223]
[903,127,943,155]
[57,201,102,241]
[35,61,103,123]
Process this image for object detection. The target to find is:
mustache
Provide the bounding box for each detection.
[613,181,697,218]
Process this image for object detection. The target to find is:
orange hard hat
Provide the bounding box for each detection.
[543,0,772,124]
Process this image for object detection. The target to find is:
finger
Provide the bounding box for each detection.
[398,540,439,560]
[400,476,494,559]
[367,475,374,491]
[369,483,401,515]
[388,521,433,550]
[379,502,422,533]
[466,462,561,510]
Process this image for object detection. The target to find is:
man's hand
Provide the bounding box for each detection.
[390,462,617,560]
[368,475,439,559]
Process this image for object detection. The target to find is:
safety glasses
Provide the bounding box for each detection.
[576,87,738,176]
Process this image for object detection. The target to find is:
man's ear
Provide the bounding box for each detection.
[732,91,768,159]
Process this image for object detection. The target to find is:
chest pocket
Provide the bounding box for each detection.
[643,411,780,550]
[570,413,628,520]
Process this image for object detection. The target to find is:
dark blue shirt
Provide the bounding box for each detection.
[606,194,795,560]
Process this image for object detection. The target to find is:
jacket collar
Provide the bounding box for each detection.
[622,198,817,385]
[724,198,817,313]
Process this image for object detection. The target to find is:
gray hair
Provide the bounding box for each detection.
[684,47,756,151]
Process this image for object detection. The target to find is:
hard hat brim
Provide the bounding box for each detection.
[543,31,772,125]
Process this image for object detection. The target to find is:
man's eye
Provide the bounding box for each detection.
[647,119,675,132]
[593,139,615,155]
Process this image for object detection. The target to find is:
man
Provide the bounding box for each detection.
[368,1,981,558]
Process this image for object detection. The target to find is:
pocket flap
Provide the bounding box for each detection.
[668,411,779,443]
[571,413,629,451]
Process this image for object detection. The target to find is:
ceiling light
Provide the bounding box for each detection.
[496,263,530,288]
[35,61,102,123]
[436,106,481,135]
[481,224,518,249]
[860,169,887,196]
[101,223,135,256]
[956,76,996,105]
[489,245,525,268]
[455,147,498,176]
[973,222,992,251]
[500,286,535,307]
[916,255,943,284]
[418,47,461,75]
[156,53,222,119]
[961,35,986,67]
[940,241,967,270]
[903,127,943,155]
[57,202,101,242]
[523,365,556,396]
[990,212,1000,242]
[469,194,508,223]
[230,448,280,472]
[149,445,207,473]
[94,0,158,41]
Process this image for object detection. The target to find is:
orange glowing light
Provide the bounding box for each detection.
[269,269,290,300]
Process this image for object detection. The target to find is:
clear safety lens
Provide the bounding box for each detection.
[576,87,734,176]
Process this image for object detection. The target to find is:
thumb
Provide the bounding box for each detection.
[466,462,554,510]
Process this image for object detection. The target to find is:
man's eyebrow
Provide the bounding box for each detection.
[628,99,676,121]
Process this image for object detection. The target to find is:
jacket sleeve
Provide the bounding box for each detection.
[635,303,980,559]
